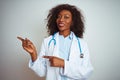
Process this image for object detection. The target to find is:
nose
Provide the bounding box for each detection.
[59,16,64,22]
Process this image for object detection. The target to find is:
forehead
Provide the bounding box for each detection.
[58,10,72,16]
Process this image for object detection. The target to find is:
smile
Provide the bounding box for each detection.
[58,23,65,27]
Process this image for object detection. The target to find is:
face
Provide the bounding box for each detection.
[56,10,72,33]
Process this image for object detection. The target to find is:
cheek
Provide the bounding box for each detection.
[66,20,72,26]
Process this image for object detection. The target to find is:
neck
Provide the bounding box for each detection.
[59,30,71,37]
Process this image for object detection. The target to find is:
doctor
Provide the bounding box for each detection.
[17,4,93,80]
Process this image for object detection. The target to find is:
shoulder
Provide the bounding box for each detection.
[78,38,88,48]
[41,35,52,46]
[79,38,87,44]
[40,35,53,49]
[43,35,52,41]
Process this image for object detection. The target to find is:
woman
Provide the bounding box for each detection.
[17,4,93,80]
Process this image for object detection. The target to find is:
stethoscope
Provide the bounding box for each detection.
[48,33,84,58]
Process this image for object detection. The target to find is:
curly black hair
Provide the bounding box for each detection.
[46,4,85,38]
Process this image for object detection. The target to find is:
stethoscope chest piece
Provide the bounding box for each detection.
[80,53,84,58]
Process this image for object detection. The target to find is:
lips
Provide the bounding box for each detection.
[58,23,65,27]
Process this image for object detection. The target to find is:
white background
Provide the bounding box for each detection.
[0,0,120,80]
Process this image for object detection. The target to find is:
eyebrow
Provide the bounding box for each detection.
[58,14,71,16]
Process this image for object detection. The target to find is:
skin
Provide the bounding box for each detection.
[17,37,37,62]
[56,10,72,37]
[17,10,72,68]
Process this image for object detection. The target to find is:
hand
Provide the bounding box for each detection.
[17,36,37,61]
[43,56,64,68]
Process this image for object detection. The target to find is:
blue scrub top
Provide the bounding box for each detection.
[58,32,73,80]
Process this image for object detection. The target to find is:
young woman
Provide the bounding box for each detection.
[17,4,93,80]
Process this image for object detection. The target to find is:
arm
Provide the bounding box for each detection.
[17,37,37,62]
[29,40,47,77]
[17,37,47,77]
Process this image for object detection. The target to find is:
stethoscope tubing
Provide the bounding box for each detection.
[48,33,84,58]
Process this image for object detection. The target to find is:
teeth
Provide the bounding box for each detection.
[59,23,64,26]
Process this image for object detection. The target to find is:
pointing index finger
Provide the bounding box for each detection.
[43,56,52,59]
[17,36,24,41]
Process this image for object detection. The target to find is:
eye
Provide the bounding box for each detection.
[64,15,70,19]
[64,16,69,19]
[57,15,61,19]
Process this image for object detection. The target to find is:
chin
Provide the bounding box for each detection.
[59,29,65,32]
[58,27,65,31]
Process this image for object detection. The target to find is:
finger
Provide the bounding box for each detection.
[43,56,54,60]
[22,38,28,47]
[50,62,54,67]
[43,56,51,59]
[17,36,24,41]
[43,56,53,66]
[26,38,32,44]
[25,38,30,45]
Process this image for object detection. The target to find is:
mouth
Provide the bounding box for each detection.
[58,23,65,27]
